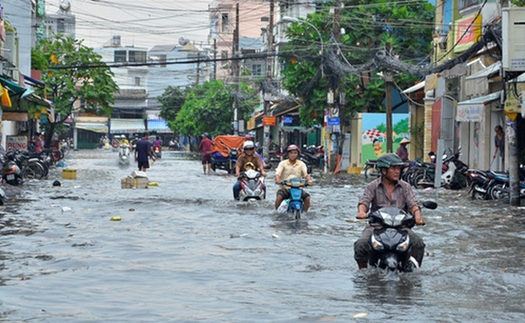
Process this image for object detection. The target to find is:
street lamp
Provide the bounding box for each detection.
[281,16,324,56]
[281,16,329,173]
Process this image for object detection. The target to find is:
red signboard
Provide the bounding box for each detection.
[263,116,276,126]
[7,135,28,150]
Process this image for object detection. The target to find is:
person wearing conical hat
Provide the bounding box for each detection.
[396,137,410,162]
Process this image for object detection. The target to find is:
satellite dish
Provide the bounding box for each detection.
[59,0,71,12]
[178,37,190,46]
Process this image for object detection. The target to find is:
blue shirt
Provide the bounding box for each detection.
[135,139,151,162]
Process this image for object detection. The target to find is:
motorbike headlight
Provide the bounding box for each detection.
[370,235,384,251]
[396,236,410,252]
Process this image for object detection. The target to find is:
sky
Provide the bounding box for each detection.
[46,0,212,49]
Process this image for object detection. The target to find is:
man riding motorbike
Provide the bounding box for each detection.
[354,153,426,269]
[233,141,266,200]
[274,144,313,212]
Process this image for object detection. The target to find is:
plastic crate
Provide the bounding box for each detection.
[62,169,77,179]
[121,176,149,189]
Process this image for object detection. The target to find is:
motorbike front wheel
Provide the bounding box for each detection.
[489,183,510,200]
[412,172,432,189]
[294,209,301,220]
[471,187,487,200]
[364,166,379,179]
[24,162,46,180]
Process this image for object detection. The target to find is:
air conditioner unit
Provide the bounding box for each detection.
[502,8,525,71]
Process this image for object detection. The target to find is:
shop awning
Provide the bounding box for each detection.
[281,126,318,133]
[0,76,27,96]
[110,118,146,134]
[147,119,172,133]
[465,61,501,80]
[76,123,108,133]
[456,91,502,122]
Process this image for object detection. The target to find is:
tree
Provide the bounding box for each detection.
[158,86,187,129]
[166,80,256,136]
[31,35,119,147]
[281,0,434,126]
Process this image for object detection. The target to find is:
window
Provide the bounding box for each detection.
[115,50,127,62]
[129,50,146,63]
[57,18,65,33]
[134,77,141,86]
[221,13,229,33]
[458,0,481,11]
[159,54,167,68]
[251,64,262,76]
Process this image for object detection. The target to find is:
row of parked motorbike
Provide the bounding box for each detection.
[364,152,471,190]
[1,147,67,186]
[364,152,525,202]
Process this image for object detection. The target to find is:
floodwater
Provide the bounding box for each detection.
[1,149,525,322]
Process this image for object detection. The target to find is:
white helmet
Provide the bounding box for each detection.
[243,141,255,150]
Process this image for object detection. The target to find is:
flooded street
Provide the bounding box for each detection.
[2,149,525,322]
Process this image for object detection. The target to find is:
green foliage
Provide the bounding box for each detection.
[168,80,256,136]
[281,0,434,126]
[32,35,119,146]
[510,0,525,7]
[158,86,187,123]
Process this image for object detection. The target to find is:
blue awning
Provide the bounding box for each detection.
[147,119,172,133]
[22,74,45,88]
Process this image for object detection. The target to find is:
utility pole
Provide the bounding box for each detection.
[385,70,393,153]
[195,52,200,86]
[232,3,240,135]
[213,38,217,80]
[263,0,274,162]
[333,0,343,172]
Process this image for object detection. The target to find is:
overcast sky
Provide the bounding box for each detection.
[46,0,212,49]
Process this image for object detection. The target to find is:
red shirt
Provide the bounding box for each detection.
[199,138,212,153]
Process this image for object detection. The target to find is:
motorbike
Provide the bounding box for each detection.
[300,145,324,169]
[467,169,493,200]
[411,153,470,189]
[211,148,238,174]
[280,178,309,219]
[118,144,131,165]
[2,152,24,185]
[367,201,437,273]
[363,159,380,179]
[152,146,162,159]
[238,169,265,201]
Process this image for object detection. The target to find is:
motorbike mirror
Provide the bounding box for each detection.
[263,164,272,170]
[422,201,438,210]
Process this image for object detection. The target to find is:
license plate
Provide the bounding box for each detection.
[7,174,14,181]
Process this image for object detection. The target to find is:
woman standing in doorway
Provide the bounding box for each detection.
[493,125,505,167]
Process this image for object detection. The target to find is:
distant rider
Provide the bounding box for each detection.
[233,141,266,200]
[274,144,313,212]
[153,136,162,151]
[119,135,129,146]
[354,153,426,269]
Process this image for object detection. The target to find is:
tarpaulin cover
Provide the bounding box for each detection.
[211,135,245,157]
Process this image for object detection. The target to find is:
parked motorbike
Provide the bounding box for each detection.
[280,178,309,219]
[363,159,380,179]
[118,144,131,165]
[211,148,238,174]
[412,153,470,189]
[2,152,24,185]
[301,145,324,169]
[467,169,493,200]
[238,169,265,201]
[367,201,437,273]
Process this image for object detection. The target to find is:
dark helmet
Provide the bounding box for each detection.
[377,153,404,170]
[203,133,210,139]
[286,144,300,153]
